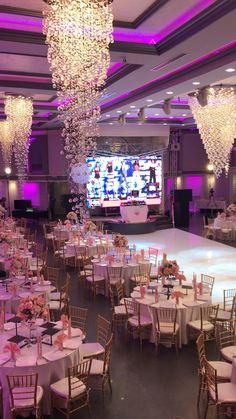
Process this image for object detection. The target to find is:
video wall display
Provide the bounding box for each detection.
[86,155,162,208]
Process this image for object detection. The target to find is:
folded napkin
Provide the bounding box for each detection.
[63,337,82,349]
[43,350,67,362]
[4,322,15,331]
[65,327,82,338]
[15,355,37,367]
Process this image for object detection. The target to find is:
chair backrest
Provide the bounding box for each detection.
[124,298,136,316]
[216,323,236,350]
[69,305,88,333]
[115,281,124,303]
[107,266,122,283]
[201,274,215,296]
[97,315,111,347]
[68,359,91,399]
[204,357,218,402]
[46,266,60,289]
[75,245,87,259]
[196,333,205,370]
[223,288,236,311]
[139,262,152,276]
[103,334,113,374]
[7,373,38,409]
[109,286,115,310]
[154,307,178,333]
[200,304,219,329]
[134,273,149,286]
[148,247,159,266]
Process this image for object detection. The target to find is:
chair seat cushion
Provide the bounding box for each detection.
[188,320,214,332]
[114,305,127,315]
[86,275,104,283]
[90,359,107,375]
[50,377,86,399]
[215,309,232,321]
[221,345,236,362]
[48,300,64,310]
[128,315,152,327]
[109,278,124,285]
[12,386,43,408]
[50,292,60,300]
[209,361,232,380]
[156,322,179,334]
[80,342,104,358]
[120,297,132,305]
[210,382,236,402]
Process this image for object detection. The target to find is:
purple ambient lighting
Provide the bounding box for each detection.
[107,62,125,76]
[21,183,40,207]
[185,176,203,195]
[101,40,236,109]
[0,13,42,32]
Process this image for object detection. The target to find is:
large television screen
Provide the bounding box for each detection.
[86,155,162,208]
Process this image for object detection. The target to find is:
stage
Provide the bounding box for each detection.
[125,228,236,302]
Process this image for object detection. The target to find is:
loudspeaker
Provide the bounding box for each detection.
[171,189,192,227]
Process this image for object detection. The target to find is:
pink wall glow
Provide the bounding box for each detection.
[21,183,40,207]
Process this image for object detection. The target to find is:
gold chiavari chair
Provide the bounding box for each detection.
[49,274,70,320]
[80,315,111,360]
[201,274,215,296]
[7,373,43,419]
[125,299,152,351]
[109,286,127,335]
[216,322,236,362]
[188,304,219,341]
[196,333,231,406]
[223,288,236,311]
[84,267,106,300]
[214,295,236,325]
[89,334,113,406]
[152,306,179,355]
[204,357,236,419]
[50,359,92,418]
[46,266,60,295]
[69,305,88,336]
[148,247,159,280]
[107,265,124,288]
[43,224,54,248]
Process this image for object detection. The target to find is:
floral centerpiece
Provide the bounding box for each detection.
[10,257,23,275]
[18,295,46,321]
[66,211,77,224]
[84,220,97,232]
[113,234,128,248]
[0,232,12,244]
[227,204,236,217]
[159,258,179,277]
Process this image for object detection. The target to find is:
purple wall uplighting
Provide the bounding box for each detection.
[21,183,40,207]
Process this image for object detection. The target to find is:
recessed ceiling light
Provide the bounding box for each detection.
[192,81,200,85]
[126,112,130,115]
[225,68,235,72]
[146,99,153,102]
[163,123,167,125]
[130,105,136,108]
[166,91,173,95]
[169,116,173,119]
[155,113,159,116]
[138,122,142,125]
[117,110,122,113]
[109,122,113,125]
[106,114,110,117]
[182,113,186,116]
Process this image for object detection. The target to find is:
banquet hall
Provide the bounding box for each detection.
[0,1,236,418]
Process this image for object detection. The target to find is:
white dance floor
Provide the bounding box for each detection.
[127,228,236,302]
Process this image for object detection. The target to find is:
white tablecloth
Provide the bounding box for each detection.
[195,199,226,210]
[132,285,211,347]
[214,218,236,229]
[120,205,148,223]
[0,323,82,418]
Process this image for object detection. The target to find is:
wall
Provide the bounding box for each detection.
[47,130,67,177]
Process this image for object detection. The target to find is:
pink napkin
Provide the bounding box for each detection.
[140,285,146,299]
[3,342,20,361]
[197,282,203,295]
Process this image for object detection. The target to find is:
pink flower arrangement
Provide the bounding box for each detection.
[227,204,236,216]
[18,295,45,321]
[10,257,23,274]
[159,259,179,277]
[4,342,20,361]
[66,211,77,221]
[113,234,128,248]
[0,232,13,244]
[217,212,226,220]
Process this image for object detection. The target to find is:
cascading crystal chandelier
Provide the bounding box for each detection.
[5,96,33,180]
[189,86,236,178]
[43,0,113,218]
[0,120,14,169]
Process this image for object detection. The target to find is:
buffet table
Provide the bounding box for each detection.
[120,205,148,223]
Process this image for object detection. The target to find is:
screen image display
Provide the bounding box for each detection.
[86,156,162,208]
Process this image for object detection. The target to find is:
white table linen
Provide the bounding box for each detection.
[214,218,236,229]
[120,205,148,223]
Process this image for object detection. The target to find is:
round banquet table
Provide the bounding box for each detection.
[120,204,148,223]
[93,259,151,296]
[131,284,211,347]
[0,322,82,418]
[65,239,113,258]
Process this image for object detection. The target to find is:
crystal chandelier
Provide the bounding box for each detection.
[189,86,236,178]
[0,120,14,169]
[5,96,33,180]
[43,0,113,219]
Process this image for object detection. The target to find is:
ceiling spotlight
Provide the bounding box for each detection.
[138,107,145,122]
[166,91,173,95]
[109,122,113,125]
[207,164,213,171]
[192,81,200,85]
[106,114,110,117]
[126,112,130,115]
[155,113,159,116]
[163,123,167,125]
[117,110,122,113]
[162,98,172,115]
[225,68,235,72]
[146,99,153,102]
[182,113,187,116]
[130,105,136,108]
[169,116,173,119]
[5,167,11,175]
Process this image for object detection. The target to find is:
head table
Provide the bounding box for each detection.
[0,320,83,419]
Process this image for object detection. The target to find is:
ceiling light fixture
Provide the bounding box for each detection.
[189,86,236,177]
[225,68,235,72]
[192,81,200,85]
[166,91,173,95]
[0,120,14,171]
[130,105,136,108]
[146,99,153,102]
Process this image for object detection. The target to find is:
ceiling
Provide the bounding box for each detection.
[0,0,236,131]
